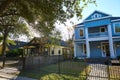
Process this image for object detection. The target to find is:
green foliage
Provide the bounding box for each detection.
[7,39,16,46]
[49,29,62,46]
[1,0,96,36]
[0,0,96,40]
[6,49,22,57]
[0,36,3,42]
[0,36,16,45]
[40,73,80,80]
[0,3,30,38]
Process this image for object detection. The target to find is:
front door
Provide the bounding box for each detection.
[105,44,110,57]
[102,43,110,57]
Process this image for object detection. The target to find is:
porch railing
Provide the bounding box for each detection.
[88,32,108,38]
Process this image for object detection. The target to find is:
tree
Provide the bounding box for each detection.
[48,29,62,55]
[0,4,29,68]
[0,0,96,67]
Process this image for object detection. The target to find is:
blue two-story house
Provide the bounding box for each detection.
[74,10,120,59]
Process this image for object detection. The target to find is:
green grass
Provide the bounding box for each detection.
[19,61,90,80]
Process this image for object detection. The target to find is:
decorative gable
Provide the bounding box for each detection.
[85,10,111,20]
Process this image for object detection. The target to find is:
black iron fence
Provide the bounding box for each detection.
[1,55,120,80]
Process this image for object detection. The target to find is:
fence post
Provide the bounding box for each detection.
[106,58,110,80]
[22,56,26,70]
[58,50,61,74]
[84,58,88,80]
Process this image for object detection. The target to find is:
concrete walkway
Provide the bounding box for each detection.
[87,64,108,80]
[0,67,37,80]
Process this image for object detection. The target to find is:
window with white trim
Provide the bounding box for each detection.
[91,13,102,19]
[114,23,120,33]
[79,28,84,37]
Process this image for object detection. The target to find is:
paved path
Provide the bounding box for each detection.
[87,64,108,80]
[0,67,37,80]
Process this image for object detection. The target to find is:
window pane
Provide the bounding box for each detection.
[115,23,120,32]
[101,28,105,32]
[80,29,84,36]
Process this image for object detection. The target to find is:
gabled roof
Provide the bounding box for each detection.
[111,17,120,20]
[84,10,112,21]
[8,41,27,50]
[77,22,84,26]
[28,37,68,47]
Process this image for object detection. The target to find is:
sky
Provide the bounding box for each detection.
[57,0,120,41]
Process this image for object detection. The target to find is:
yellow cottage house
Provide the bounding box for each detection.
[23,37,70,57]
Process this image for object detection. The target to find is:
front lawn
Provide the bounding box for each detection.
[19,60,90,80]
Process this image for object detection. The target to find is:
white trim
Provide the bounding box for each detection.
[76,25,84,28]
[108,24,115,58]
[77,25,84,27]
[114,44,116,57]
[79,28,84,37]
[89,37,109,41]
[74,43,77,57]
[113,22,120,34]
[84,16,111,22]
[101,42,116,58]
[112,36,120,38]
[101,42,109,57]
[74,39,85,42]
[85,27,90,58]
[83,44,87,55]
[111,19,120,22]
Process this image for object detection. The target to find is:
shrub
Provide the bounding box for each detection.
[6,49,23,57]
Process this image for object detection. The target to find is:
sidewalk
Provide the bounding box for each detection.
[0,67,37,80]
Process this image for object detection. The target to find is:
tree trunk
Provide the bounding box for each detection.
[2,33,8,68]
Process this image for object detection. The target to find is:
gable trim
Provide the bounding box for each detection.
[77,25,84,27]
[84,10,112,21]
[83,16,111,22]
[111,19,120,22]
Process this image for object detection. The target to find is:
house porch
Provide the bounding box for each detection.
[74,40,120,59]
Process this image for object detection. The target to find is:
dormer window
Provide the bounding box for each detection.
[79,28,84,37]
[91,13,102,19]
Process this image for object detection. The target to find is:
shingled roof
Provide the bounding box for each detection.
[28,37,68,47]
[8,41,27,50]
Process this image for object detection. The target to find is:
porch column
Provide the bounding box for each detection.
[74,43,77,57]
[108,24,115,58]
[85,27,90,58]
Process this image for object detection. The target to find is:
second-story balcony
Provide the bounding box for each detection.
[88,32,108,38]
[88,25,108,38]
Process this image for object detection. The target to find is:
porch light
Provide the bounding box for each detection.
[97,46,101,48]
